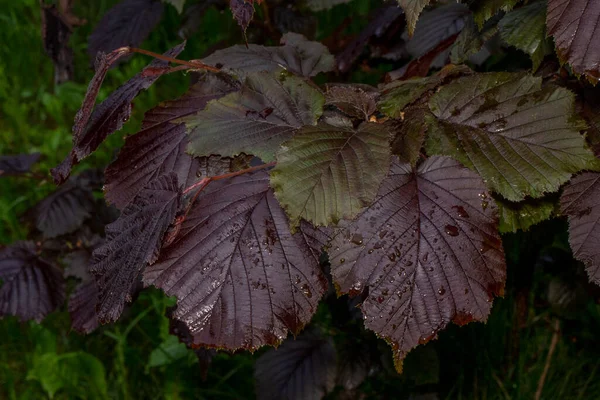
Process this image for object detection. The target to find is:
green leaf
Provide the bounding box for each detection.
[498,1,551,70]
[397,0,433,36]
[425,72,597,201]
[147,336,190,369]
[473,0,519,29]
[389,107,427,166]
[183,71,324,162]
[495,195,556,233]
[450,16,498,64]
[163,0,185,13]
[378,65,472,119]
[271,122,391,227]
[27,352,108,399]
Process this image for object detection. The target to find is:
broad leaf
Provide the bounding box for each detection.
[305,0,352,11]
[143,170,327,350]
[324,84,378,120]
[328,156,506,369]
[270,122,391,227]
[561,172,600,284]
[496,196,556,233]
[104,73,239,209]
[450,16,498,65]
[31,180,96,238]
[0,153,40,176]
[425,72,597,201]
[91,173,181,323]
[0,242,65,322]
[254,330,337,400]
[378,64,471,119]
[202,32,334,78]
[184,71,324,162]
[88,0,164,59]
[397,0,433,36]
[53,43,185,184]
[499,1,551,70]
[473,0,519,29]
[547,0,600,82]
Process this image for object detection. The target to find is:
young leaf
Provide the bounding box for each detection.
[561,172,600,284]
[201,32,335,78]
[388,109,426,167]
[472,0,519,29]
[184,71,324,162]
[69,279,100,334]
[88,0,164,60]
[324,84,378,121]
[397,0,433,36]
[0,242,65,322]
[547,0,600,82]
[91,173,181,324]
[254,330,337,400]
[0,153,40,176]
[328,156,506,369]
[425,72,597,201]
[143,170,328,350]
[104,73,239,209]
[498,1,551,71]
[230,0,255,35]
[52,43,185,184]
[270,122,391,227]
[496,196,556,233]
[31,180,96,238]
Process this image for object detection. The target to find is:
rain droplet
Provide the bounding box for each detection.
[301,284,312,298]
[350,234,363,245]
[368,249,374,254]
[452,205,470,218]
[340,258,345,264]
[445,225,459,236]
[438,286,446,295]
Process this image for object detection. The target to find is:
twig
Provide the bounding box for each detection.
[535,319,561,400]
[128,47,220,72]
[491,370,511,400]
[182,161,276,195]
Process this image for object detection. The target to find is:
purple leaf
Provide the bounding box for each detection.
[547,0,600,83]
[328,156,506,370]
[91,173,181,324]
[0,242,65,322]
[69,279,100,334]
[88,0,164,60]
[52,43,185,185]
[230,0,255,34]
[143,170,327,350]
[561,172,600,284]
[254,329,337,400]
[104,72,239,209]
[0,153,40,176]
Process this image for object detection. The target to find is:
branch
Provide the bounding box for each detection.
[128,47,221,72]
[535,319,560,400]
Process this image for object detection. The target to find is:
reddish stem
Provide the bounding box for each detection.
[128,47,221,72]
[182,161,276,195]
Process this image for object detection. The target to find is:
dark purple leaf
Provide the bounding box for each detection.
[561,172,600,284]
[69,279,100,334]
[230,0,254,34]
[104,72,239,209]
[324,84,378,120]
[31,181,96,238]
[0,153,40,176]
[547,0,600,82]
[91,173,181,324]
[41,4,73,85]
[328,156,506,369]
[88,0,164,60]
[336,6,404,73]
[143,170,327,350]
[52,43,185,184]
[0,242,65,322]
[254,329,337,400]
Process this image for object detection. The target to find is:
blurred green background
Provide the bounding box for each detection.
[2,0,600,399]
